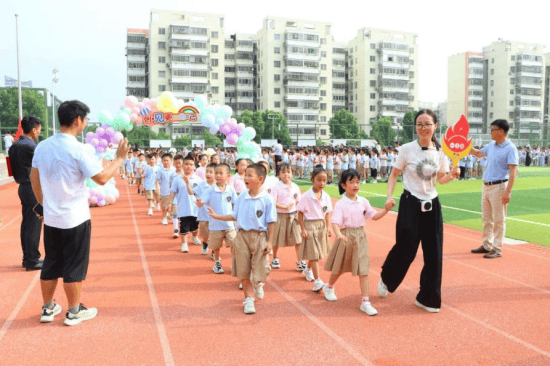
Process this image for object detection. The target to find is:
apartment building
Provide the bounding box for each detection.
[347,28,419,134]
[126,29,149,100]
[447,52,486,134]
[224,33,257,116]
[436,101,447,126]
[545,52,550,139]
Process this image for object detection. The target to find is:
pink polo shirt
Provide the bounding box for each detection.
[195,166,206,181]
[271,180,301,213]
[296,188,333,221]
[332,195,377,229]
[262,176,278,196]
[229,173,246,194]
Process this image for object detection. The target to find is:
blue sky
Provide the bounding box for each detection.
[2,0,549,120]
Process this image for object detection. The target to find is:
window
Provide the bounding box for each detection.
[510,78,515,84]
[158,85,166,92]
[370,68,375,74]
[490,112,494,118]
[321,128,327,135]
[354,82,357,88]
[274,61,281,67]
[158,42,166,49]
[321,103,327,110]
[491,91,494,96]
[355,106,358,113]
[491,102,493,107]
[158,71,166,78]
[159,28,166,35]
[370,80,376,87]
[212,86,219,94]
[511,55,515,61]
[370,106,375,112]
[159,56,166,63]
[274,88,280,94]
[350,95,353,101]
[320,90,327,96]
[320,77,327,84]
[211,59,218,67]
[509,112,514,118]
[491,69,494,75]
[274,47,280,54]
[491,58,494,64]
[274,34,281,40]
[510,101,514,106]
[510,89,514,94]
[321,51,327,57]
[212,73,218,80]
[370,93,375,99]
[370,55,375,62]
[409,71,414,78]
[274,74,280,81]
[321,64,326,70]
[491,80,494,86]
[211,31,218,38]
[370,43,376,49]
[211,45,218,53]
[274,101,281,108]
[321,38,326,44]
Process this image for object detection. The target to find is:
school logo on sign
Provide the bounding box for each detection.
[256,210,263,218]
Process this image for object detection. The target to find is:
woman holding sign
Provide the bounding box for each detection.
[378,110,460,313]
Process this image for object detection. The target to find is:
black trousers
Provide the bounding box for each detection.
[380,190,443,308]
[274,155,283,176]
[18,182,42,267]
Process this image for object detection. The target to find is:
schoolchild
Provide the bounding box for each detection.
[230,158,249,195]
[143,154,160,216]
[195,163,216,255]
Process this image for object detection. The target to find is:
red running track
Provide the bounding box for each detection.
[0,177,549,366]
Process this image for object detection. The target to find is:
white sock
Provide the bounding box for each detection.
[172,218,178,230]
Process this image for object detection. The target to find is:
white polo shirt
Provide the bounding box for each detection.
[32,133,104,229]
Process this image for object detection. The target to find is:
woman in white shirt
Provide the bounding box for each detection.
[378,109,460,313]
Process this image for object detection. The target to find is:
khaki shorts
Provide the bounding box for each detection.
[161,196,177,216]
[145,190,160,200]
[208,229,237,250]
[198,221,209,241]
[233,230,271,282]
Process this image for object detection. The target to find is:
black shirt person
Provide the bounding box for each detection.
[8,115,43,271]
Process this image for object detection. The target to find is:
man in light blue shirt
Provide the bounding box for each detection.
[469,119,518,259]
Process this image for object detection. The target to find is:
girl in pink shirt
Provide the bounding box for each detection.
[195,154,208,181]
[271,163,303,271]
[323,169,390,316]
[297,167,333,292]
[229,158,249,195]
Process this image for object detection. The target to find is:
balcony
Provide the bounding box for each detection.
[468,84,484,91]
[236,96,254,103]
[284,53,320,62]
[127,68,146,76]
[236,84,254,91]
[380,98,410,106]
[170,48,208,57]
[284,39,319,48]
[127,55,146,62]
[516,105,541,112]
[517,57,543,67]
[170,77,208,84]
[235,58,254,66]
[169,33,208,42]
[333,100,346,106]
[379,73,409,81]
[332,53,346,60]
[285,107,320,114]
[468,73,484,79]
[172,91,202,98]
[469,116,483,123]
[284,94,319,101]
[285,66,320,74]
[127,81,146,88]
[379,85,409,93]
[170,62,208,70]
[381,61,409,69]
[515,94,541,101]
[517,82,542,89]
[468,95,483,101]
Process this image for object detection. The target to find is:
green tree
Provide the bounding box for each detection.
[0,88,48,137]
[328,109,362,139]
[123,124,158,147]
[371,116,396,147]
[200,129,222,147]
[237,110,292,145]
[173,134,191,147]
[398,110,416,143]
[157,130,171,140]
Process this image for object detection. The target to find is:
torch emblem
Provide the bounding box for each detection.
[442,115,473,166]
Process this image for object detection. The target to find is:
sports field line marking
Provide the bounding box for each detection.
[267,279,374,366]
[309,181,550,228]
[0,215,21,232]
[0,272,39,345]
[125,184,175,366]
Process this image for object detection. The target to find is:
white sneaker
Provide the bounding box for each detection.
[172,229,179,238]
[40,303,62,323]
[238,282,243,290]
[243,297,256,314]
[360,301,378,316]
[201,245,208,255]
[296,260,307,271]
[271,257,280,269]
[192,236,201,245]
[312,279,324,292]
[303,268,314,282]
[63,304,97,326]
[180,242,189,253]
[147,208,153,216]
[161,218,168,225]
[377,278,388,298]
[323,286,337,301]
[157,203,161,211]
[213,261,224,274]
[415,300,440,313]
[254,283,265,299]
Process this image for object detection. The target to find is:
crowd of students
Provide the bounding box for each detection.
[121,147,394,315]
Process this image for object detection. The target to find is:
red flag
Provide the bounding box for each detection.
[14,116,23,141]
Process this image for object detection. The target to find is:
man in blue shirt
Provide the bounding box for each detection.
[469,119,518,259]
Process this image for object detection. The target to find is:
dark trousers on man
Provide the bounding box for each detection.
[380,190,443,309]
[274,155,282,176]
[18,182,42,268]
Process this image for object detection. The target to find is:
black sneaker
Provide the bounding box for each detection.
[483,250,502,259]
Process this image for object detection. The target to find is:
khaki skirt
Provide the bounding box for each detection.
[324,227,369,277]
[273,212,302,247]
[299,220,328,261]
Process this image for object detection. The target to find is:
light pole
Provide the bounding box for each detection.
[52,68,59,135]
[268,114,277,140]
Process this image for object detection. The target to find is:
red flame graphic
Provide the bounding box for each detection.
[443,115,472,153]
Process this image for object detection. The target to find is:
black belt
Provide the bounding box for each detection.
[484,179,508,186]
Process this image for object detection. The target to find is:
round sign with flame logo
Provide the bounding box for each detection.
[442,115,473,166]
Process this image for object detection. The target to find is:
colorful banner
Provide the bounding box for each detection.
[142,105,200,127]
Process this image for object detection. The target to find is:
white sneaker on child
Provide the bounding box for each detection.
[312,279,324,292]
[303,268,314,282]
[254,283,264,299]
[161,218,168,225]
[173,229,179,238]
[148,208,153,216]
[180,243,189,253]
[243,297,255,314]
[360,301,378,316]
[238,282,243,290]
[157,203,161,211]
[323,286,337,301]
[192,236,201,245]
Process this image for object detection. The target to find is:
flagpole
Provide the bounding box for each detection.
[15,14,23,141]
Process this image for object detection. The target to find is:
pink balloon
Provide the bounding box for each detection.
[237,123,245,132]
[113,132,124,144]
[149,99,158,108]
[99,139,108,148]
[227,118,237,126]
[106,127,115,136]
[132,107,140,115]
[137,102,144,110]
[219,124,231,135]
[226,133,239,145]
[98,199,106,207]
[130,113,139,122]
[90,138,99,147]
[96,147,105,153]
[124,96,138,109]
[96,127,105,137]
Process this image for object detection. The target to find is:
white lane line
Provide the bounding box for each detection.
[125,184,175,366]
[267,279,374,366]
[0,272,40,344]
[0,215,21,232]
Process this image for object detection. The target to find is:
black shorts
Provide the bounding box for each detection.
[179,216,198,234]
[41,220,91,283]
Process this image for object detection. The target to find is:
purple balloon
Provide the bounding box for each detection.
[219,124,231,135]
[237,123,246,133]
[98,199,106,207]
[226,133,239,145]
[96,127,105,137]
[90,138,99,147]
[106,127,115,137]
[86,132,94,138]
[99,139,108,148]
